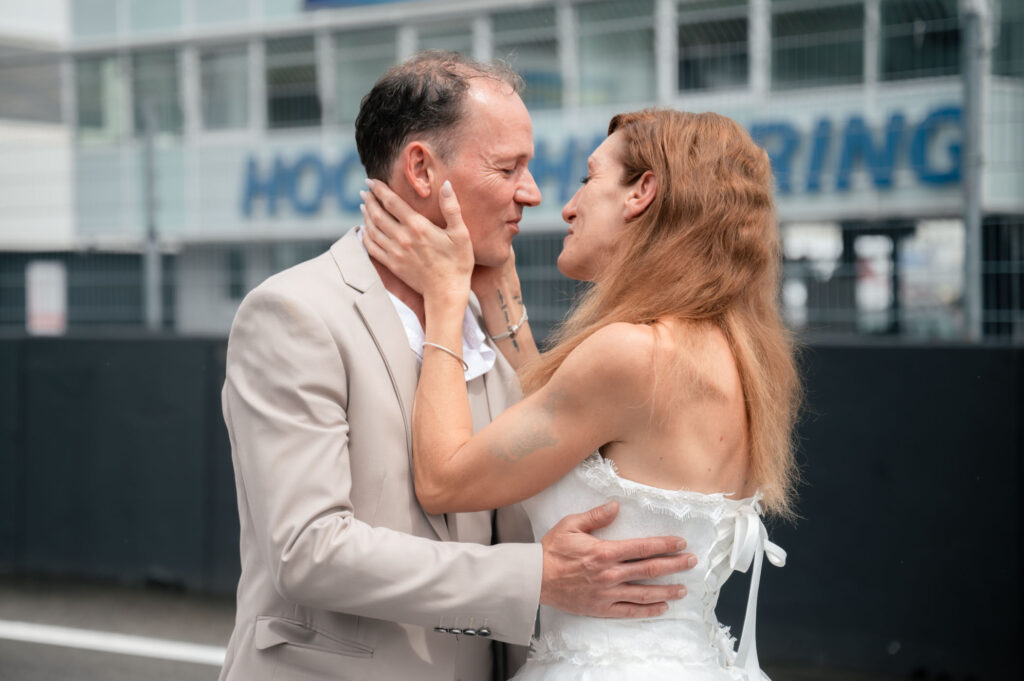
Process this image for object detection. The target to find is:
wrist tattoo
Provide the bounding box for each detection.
[496,289,520,351]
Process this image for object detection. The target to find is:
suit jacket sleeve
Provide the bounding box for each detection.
[223,285,542,645]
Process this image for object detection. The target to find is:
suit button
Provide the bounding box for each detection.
[449,628,463,635]
[434,626,449,633]
[477,627,491,638]
[462,628,477,636]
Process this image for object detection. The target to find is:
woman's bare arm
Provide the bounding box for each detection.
[413,318,654,513]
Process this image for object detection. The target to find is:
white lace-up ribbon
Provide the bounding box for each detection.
[729,505,786,680]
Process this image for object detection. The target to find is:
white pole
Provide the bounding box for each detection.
[142,98,162,332]
[961,0,993,342]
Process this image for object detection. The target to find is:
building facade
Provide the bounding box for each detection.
[1,0,1022,339]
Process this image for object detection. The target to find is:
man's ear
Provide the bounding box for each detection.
[623,171,657,221]
[398,140,440,199]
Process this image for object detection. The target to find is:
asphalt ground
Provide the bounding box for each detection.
[0,576,893,681]
[0,577,233,681]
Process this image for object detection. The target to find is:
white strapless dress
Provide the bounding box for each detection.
[513,453,786,681]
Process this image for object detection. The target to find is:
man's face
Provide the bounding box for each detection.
[441,81,541,267]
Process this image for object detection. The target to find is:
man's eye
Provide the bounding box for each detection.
[501,167,516,176]
[579,175,591,184]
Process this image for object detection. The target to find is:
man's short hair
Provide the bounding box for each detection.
[355,50,524,180]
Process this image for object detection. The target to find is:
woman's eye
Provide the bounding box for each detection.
[579,175,591,185]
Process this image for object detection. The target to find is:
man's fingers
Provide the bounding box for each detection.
[605,582,687,606]
[598,552,696,585]
[605,601,670,619]
[601,535,688,564]
[563,501,619,533]
[609,554,697,583]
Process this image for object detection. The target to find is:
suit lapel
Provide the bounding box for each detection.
[331,229,451,542]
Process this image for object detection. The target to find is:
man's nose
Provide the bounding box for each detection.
[515,169,542,207]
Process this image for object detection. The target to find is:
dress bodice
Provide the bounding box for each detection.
[518,453,785,680]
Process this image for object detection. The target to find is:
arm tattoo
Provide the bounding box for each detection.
[489,388,569,462]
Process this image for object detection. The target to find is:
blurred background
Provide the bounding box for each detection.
[0,0,1020,680]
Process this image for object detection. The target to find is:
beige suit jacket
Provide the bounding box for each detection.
[219,228,543,681]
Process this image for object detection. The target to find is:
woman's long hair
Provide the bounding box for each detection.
[519,109,801,518]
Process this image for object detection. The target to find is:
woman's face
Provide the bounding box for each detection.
[557,131,635,282]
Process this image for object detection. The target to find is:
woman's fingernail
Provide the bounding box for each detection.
[359,190,368,201]
[687,555,697,568]
[359,203,366,214]
[441,180,453,197]
[365,178,375,188]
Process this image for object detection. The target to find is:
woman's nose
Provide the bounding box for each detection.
[561,189,581,223]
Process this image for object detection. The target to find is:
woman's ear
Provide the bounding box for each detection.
[399,141,439,199]
[623,171,657,221]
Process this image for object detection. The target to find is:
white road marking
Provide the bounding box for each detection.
[0,619,226,667]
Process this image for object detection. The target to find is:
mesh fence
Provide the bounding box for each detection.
[0,0,1022,342]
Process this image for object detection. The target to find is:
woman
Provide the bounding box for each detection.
[362,109,800,680]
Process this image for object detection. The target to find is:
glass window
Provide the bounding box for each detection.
[128,0,182,34]
[201,45,250,130]
[0,48,61,123]
[263,0,305,20]
[226,249,246,300]
[493,7,562,109]
[578,0,656,106]
[132,50,183,136]
[881,0,960,81]
[72,0,118,39]
[76,55,125,141]
[994,0,1024,78]
[334,27,397,125]
[677,0,748,91]
[772,1,864,89]
[265,36,321,129]
[197,0,251,27]
[417,23,474,53]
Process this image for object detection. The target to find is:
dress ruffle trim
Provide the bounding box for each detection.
[528,626,745,680]
[577,454,763,524]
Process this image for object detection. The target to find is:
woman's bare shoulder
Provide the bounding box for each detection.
[553,322,659,400]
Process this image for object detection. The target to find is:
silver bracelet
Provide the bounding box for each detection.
[490,306,528,342]
[422,341,469,372]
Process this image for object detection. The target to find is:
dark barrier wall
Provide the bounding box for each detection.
[0,339,1020,679]
[742,344,1021,681]
[0,338,237,594]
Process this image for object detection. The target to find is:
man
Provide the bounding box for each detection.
[219,52,693,681]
